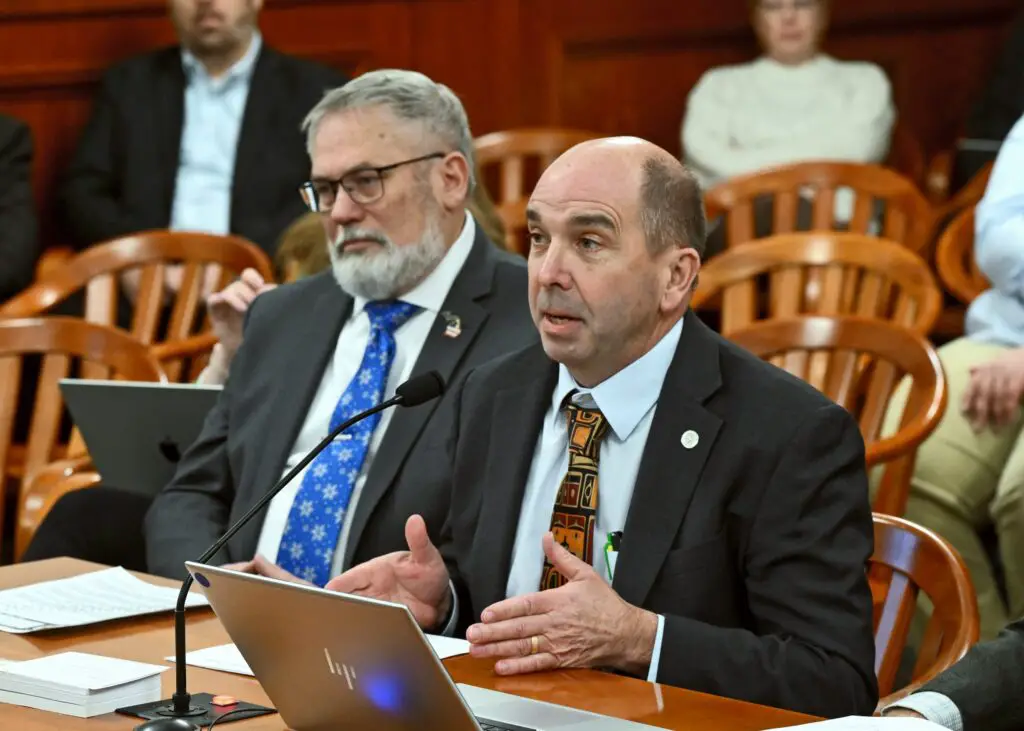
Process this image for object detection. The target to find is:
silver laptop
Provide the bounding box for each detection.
[60,378,221,495]
[185,562,664,731]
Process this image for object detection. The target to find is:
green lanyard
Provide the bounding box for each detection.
[603,531,622,581]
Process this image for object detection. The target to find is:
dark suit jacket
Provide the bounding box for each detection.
[437,310,878,718]
[919,618,1024,731]
[59,44,345,255]
[0,115,39,302]
[144,228,538,579]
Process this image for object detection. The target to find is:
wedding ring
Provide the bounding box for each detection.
[530,635,539,655]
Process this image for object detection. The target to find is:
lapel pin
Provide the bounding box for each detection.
[680,430,699,449]
[441,311,462,338]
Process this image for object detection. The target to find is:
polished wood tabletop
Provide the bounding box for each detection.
[0,559,819,730]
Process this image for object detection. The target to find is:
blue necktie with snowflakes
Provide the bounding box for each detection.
[276,300,420,586]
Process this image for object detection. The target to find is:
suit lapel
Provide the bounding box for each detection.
[473,348,558,610]
[613,311,724,607]
[231,46,277,223]
[155,50,186,221]
[341,229,498,568]
[249,278,351,508]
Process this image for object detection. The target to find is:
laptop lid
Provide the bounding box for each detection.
[184,563,665,731]
[184,562,483,731]
[60,379,221,496]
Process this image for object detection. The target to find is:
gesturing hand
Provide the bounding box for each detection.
[466,532,658,677]
[325,515,451,630]
[207,268,277,358]
[961,347,1024,432]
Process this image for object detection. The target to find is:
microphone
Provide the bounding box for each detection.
[120,371,446,730]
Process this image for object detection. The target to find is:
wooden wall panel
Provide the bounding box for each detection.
[530,0,1020,158]
[0,0,1019,249]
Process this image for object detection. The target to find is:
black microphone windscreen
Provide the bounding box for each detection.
[396,371,445,406]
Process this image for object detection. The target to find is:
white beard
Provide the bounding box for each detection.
[328,212,447,301]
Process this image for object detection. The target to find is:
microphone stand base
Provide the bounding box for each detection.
[117,692,276,727]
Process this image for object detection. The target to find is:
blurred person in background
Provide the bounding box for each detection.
[682,0,893,256]
[880,112,1024,642]
[59,0,345,302]
[0,114,39,304]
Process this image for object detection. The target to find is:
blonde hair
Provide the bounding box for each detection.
[273,212,331,282]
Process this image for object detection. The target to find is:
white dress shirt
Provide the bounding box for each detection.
[449,317,683,682]
[884,691,963,730]
[171,33,262,235]
[254,214,476,574]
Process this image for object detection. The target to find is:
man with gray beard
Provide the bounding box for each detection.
[25,70,536,580]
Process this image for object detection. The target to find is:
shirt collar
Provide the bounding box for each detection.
[181,31,262,86]
[352,212,477,316]
[551,317,684,441]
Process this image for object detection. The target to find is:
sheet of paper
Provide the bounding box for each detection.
[0,567,208,633]
[169,634,470,676]
[764,717,949,730]
[166,643,251,676]
[426,635,471,659]
[0,652,167,693]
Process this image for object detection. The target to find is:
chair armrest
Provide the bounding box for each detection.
[151,332,218,362]
[17,457,101,561]
[33,246,75,282]
[925,151,953,204]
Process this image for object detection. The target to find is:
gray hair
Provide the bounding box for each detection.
[303,69,476,193]
[639,157,706,259]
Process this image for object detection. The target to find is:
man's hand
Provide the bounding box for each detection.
[325,515,451,630]
[222,554,312,586]
[466,532,658,677]
[207,268,276,358]
[961,347,1024,432]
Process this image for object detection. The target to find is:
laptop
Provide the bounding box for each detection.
[60,379,221,495]
[185,562,665,731]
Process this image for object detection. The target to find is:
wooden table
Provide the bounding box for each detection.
[0,559,819,730]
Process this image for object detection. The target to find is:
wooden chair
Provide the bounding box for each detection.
[0,230,274,381]
[690,232,943,337]
[935,206,990,307]
[887,120,926,187]
[0,317,166,558]
[703,161,934,255]
[474,128,602,254]
[870,512,979,708]
[927,163,994,339]
[727,315,946,515]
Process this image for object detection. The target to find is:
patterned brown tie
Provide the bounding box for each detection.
[540,402,610,590]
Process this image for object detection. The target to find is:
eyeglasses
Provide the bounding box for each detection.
[299,152,446,213]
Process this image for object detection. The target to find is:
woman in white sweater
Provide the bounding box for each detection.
[682,0,895,196]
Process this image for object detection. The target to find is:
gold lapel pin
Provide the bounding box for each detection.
[442,311,462,338]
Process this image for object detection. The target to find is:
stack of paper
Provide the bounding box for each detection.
[168,635,471,676]
[0,567,209,633]
[0,652,167,718]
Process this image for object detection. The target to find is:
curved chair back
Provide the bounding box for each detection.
[870,513,979,708]
[887,120,926,186]
[727,315,946,515]
[704,161,933,254]
[0,317,166,549]
[1,230,274,380]
[474,128,602,254]
[935,206,990,306]
[691,232,942,337]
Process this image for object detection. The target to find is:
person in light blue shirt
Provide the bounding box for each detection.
[61,0,346,304]
[880,111,1024,643]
